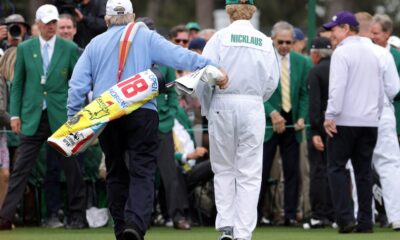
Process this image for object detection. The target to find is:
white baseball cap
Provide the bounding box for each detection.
[106,0,133,16]
[36,4,59,24]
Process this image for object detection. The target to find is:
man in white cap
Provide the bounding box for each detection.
[67,0,227,239]
[196,0,279,239]
[0,4,86,230]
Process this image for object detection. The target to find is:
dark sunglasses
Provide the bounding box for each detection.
[277,40,293,45]
[174,38,189,44]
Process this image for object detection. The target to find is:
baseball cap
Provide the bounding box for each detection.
[294,27,305,41]
[186,22,201,31]
[106,0,133,16]
[310,37,332,50]
[188,38,206,51]
[323,11,359,30]
[36,4,59,24]
[226,0,255,5]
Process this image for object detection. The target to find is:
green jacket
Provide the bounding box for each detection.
[264,51,311,142]
[10,37,78,136]
[390,46,400,135]
[156,66,179,133]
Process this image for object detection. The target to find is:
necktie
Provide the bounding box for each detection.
[281,56,291,113]
[42,42,50,74]
[42,42,50,110]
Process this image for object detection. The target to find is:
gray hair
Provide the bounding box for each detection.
[271,21,295,38]
[311,48,333,58]
[104,13,135,27]
[372,14,393,34]
[199,28,216,38]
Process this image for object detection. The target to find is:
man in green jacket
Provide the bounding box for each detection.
[0,4,86,230]
[259,21,311,226]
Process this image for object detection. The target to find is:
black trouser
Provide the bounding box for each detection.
[156,131,189,222]
[44,145,86,218]
[327,126,377,229]
[0,111,86,221]
[308,137,334,222]
[259,111,299,220]
[99,109,158,239]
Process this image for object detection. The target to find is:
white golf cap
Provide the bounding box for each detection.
[106,0,133,16]
[36,4,59,24]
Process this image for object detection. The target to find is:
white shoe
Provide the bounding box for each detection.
[392,222,400,231]
[218,226,233,240]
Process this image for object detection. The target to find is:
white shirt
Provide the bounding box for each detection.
[39,34,56,63]
[173,119,195,161]
[196,20,279,116]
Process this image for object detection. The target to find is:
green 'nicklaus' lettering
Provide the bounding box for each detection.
[231,34,263,46]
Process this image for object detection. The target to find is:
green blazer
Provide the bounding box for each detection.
[390,46,400,135]
[264,51,311,142]
[156,66,179,133]
[10,37,79,136]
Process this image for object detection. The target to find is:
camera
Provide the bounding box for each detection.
[8,24,22,39]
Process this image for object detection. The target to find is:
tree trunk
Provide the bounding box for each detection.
[147,0,163,22]
[196,0,214,29]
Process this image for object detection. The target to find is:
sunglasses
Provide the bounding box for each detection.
[174,38,189,44]
[277,40,293,45]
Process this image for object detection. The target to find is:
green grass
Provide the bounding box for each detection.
[0,226,399,240]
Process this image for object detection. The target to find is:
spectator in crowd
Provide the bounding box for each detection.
[357,12,400,231]
[0,4,87,231]
[198,28,216,42]
[0,14,31,50]
[57,13,77,41]
[370,14,400,143]
[306,36,335,228]
[31,23,40,37]
[169,25,190,50]
[188,37,206,54]
[67,0,227,239]
[292,27,307,54]
[41,11,85,229]
[196,0,279,239]
[186,22,201,40]
[0,47,16,210]
[173,106,212,191]
[323,10,384,234]
[71,0,107,48]
[259,20,310,226]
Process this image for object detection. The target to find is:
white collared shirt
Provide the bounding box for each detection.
[39,34,56,62]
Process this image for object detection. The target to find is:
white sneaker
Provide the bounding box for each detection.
[260,217,271,225]
[218,226,233,240]
[392,221,400,231]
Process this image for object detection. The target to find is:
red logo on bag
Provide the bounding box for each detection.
[117,74,149,98]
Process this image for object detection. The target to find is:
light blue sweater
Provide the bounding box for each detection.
[67,24,217,118]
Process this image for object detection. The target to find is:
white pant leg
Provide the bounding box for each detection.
[234,98,265,240]
[372,105,400,224]
[346,161,358,219]
[209,95,264,240]
[209,96,238,230]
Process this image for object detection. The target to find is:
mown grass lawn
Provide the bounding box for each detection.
[0,226,399,240]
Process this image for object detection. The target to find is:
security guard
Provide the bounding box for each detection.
[196,0,279,239]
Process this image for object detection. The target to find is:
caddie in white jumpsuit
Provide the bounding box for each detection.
[196,1,279,239]
[357,14,400,229]
[363,39,400,229]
